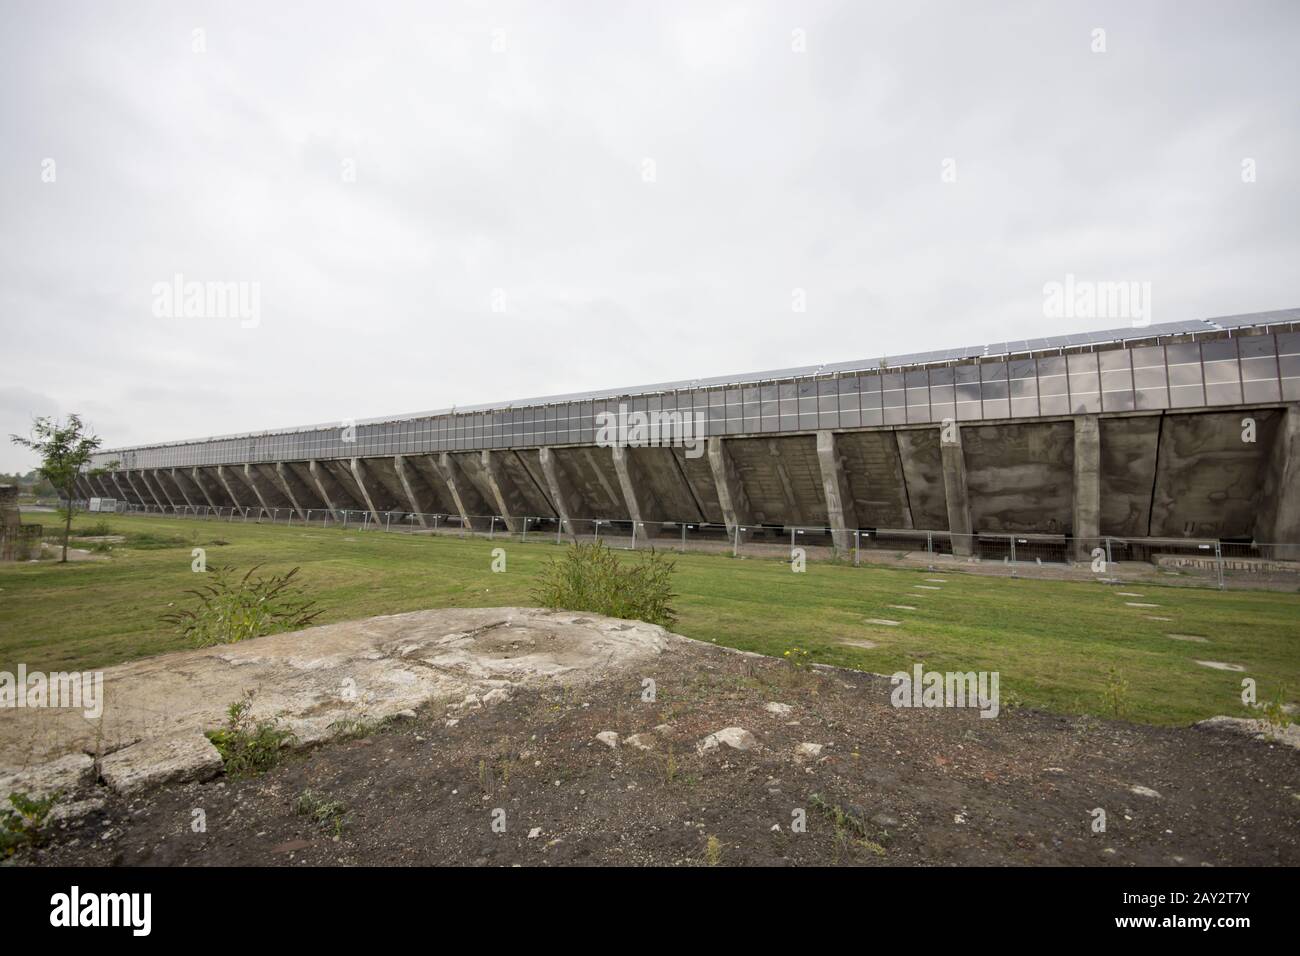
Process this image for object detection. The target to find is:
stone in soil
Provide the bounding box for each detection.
[697,727,757,754]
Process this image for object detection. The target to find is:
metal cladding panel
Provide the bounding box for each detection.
[90,310,1299,470]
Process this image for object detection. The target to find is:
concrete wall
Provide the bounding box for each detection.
[93,404,1300,556]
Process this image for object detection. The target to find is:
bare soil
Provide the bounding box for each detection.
[18,641,1299,867]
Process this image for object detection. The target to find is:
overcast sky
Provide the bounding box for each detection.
[2,0,1296,472]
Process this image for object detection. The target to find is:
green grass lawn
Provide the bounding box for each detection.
[2,512,1297,726]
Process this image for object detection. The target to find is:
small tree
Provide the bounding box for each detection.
[9,414,104,563]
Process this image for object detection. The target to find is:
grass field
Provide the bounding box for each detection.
[1,512,1297,726]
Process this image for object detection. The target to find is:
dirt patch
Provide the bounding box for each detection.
[13,631,1298,867]
[34,542,107,562]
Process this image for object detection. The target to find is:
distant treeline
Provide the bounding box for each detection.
[0,471,57,496]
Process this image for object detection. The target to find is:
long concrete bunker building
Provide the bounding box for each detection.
[84,308,1300,560]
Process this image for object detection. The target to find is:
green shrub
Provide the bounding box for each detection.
[1260,685,1293,734]
[293,788,347,836]
[162,564,323,647]
[1,791,59,857]
[78,519,115,536]
[1102,666,1130,719]
[206,693,297,777]
[532,542,677,628]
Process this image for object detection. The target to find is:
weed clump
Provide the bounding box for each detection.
[293,789,347,836]
[1,791,58,857]
[532,542,677,628]
[1102,666,1130,719]
[206,693,297,777]
[162,564,323,647]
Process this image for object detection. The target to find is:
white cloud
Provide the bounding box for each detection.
[1,0,1296,471]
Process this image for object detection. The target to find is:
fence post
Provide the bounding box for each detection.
[1009,534,1017,577]
[926,531,934,571]
[557,519,563,545]
[681,523,687,553]
[733,524,740,558]
[854,529,860,567]
[631,521,637,550]
[1105,536,1113,571]
[1215,540,1225,590]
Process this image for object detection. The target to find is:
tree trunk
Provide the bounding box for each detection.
[62,483,73,563]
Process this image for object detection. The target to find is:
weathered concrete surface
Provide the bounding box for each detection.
[215,465,248,511]
[707,436,755,537]
[0,608,671,797]
[1149,410,1278,539]
[895,429,946,530]
[1257,405,1300,556]
[728,435,826,527]
[308,460,345,512]
[88,399,1300,552]
[963,421,1074,534]
[99,733,225,795]
[273,462,310,518]
[538,446,583,536]
[1072,415,1101,559]
[510,448,559,519]
[393,455,430,526]
[816,431,857,553]
[494,449,557,521]
[837,430,913,529]
[0,753,95,800]
[349,457,384,524]
[438,452,493,529]
[406,454,458,517]
[672,445,724,525]
[449,452,513,529]
[1098,417,1160,536]
[550,446,625,521]
[940,424,973,554]
[191,466,230,508]
[623,446,703,525]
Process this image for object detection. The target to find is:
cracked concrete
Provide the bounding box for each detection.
[0,607,671,799]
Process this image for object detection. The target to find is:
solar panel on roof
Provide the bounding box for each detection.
[97,308,1294,453]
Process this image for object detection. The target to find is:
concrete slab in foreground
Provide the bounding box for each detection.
[0,607,670,797]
